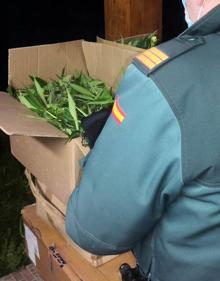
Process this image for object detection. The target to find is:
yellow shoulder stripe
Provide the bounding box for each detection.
[136,54,156,70]
[144,50,162,65]
[136,47,169,70]
[150,47,169,61]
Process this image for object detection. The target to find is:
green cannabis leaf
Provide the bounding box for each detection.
[8,71,114,142]
[118,32,158,49]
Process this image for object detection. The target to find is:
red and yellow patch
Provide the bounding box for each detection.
[136,47,169,70]
[112,96,126,124]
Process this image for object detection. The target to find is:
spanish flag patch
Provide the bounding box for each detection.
[112,96,126,124]
[136,47,169,70]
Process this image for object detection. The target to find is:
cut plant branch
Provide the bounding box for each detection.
[8,71,114,141]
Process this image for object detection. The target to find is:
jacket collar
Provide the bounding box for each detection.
[179,4,220,38]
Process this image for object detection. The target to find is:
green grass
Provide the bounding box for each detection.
[0,132,35,277]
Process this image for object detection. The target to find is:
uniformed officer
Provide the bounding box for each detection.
[66,1,220,280]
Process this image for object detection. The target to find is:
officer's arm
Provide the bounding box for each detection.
[65,63,182,255]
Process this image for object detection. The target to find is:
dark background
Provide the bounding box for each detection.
[1,0,186,92]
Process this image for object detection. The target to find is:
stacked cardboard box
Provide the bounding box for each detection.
[0,39,141,273]
[22,204,136,281]
[25,169,121,267]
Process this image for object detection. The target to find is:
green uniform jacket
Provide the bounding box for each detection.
[66,5,220,281]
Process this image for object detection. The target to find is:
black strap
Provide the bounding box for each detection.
[119,263,150,281]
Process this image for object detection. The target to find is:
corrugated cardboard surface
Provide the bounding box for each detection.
[25,170,118,267]
[0,92,66,137]
[12,137,88,213]
[0,39,139,214]
[9,40,87,89]
[82,41,139,89]
[22,204,136,281]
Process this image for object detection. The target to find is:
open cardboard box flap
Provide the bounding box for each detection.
[82,41,139,89]
[9,40,87,89]
[0,92,66,138]
[0,39,139,212]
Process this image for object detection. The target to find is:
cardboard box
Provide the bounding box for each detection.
[97,34,153,52]
[0,40,139,214]
[25,169,118,267]
[22,204,136,281]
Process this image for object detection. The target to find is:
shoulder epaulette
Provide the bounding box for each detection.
[133,35,205,75]
[135,47,169,71]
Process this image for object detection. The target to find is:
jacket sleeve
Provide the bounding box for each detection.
[65,63,183,255]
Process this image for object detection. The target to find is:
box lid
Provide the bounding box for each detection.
[9,40,87,89]
[0,92,66,138]
[82,41,139,89]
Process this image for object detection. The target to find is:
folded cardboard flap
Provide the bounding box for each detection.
[0,92,66,138]
[82,41,139,90]
[9,40,87,89]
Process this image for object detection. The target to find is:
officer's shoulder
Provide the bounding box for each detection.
[133,35,204,75]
